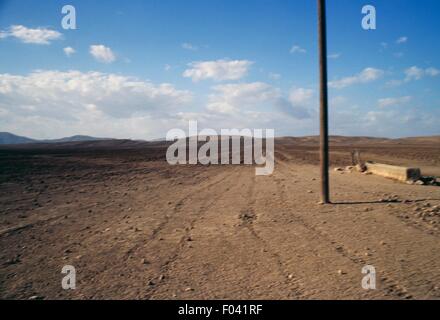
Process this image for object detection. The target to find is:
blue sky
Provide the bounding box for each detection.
[0,0,439,139]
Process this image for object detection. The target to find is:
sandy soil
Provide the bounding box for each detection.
[0,137,439,300]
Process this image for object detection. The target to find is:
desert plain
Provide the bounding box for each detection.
[0,136,439,300]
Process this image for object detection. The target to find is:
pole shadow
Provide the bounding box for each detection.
[331,199,440,206]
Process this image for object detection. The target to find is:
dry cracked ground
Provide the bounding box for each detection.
[0,137,439,300]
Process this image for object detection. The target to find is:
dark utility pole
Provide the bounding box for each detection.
[318,0,330,204]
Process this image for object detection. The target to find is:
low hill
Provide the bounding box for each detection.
[0,132,36,145]
[0,132,112,145]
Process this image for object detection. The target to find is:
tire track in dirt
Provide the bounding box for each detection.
[274,161,413,299]
[328,169,440,239]
[144,167,242,298]
[149,169,231,240]
[246,150,422,299]
[148,165,301,299]
[122,167,238,261]
[0,164,209,239]
[236,173,306,299]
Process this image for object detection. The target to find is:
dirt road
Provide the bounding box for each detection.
[1,140,439,299]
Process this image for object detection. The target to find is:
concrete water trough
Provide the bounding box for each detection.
[365,162,421,183]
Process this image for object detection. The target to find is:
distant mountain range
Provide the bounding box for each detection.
[1,131,439,147]
[0,132,112,145]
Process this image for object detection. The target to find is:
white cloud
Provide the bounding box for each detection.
[378,96,412,108]
[290,45,306,54]
[289,88,314,106]
[206,82,312,120]
[396,36,408,44]
[425,67,440,77]
[359,108,439,138]
[206,101,236,114]
[182,42,198,51]
[89,45,116,63]
[388,66,440,86]
[0,75,315,139]
[1,71,437,139]
[329,68,384,89]
[404,66,439,82]
[207,82,280,113]
[0,70,193,139]
[330,96,348,107]
[328,53,341,59]
[405,66,424,81]
[63,47,76,57]
[0,25,62,45]
[164,64,172,71]
[183,59,253,82]
[330,100,440,138]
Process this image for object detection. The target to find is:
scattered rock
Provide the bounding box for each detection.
[337,270,346,275]
[4,256,21,266]
[380,196,400,203]
[184,287,194,292]
[420,176,437,186]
